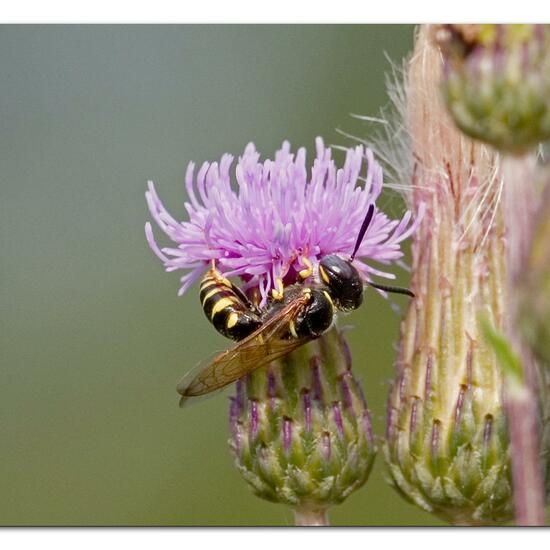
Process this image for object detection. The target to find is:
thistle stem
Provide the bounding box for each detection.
[502,154,546,526]
[506,382,546,525]
[293,506,330,526]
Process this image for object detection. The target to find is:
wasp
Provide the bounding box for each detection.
[177,204,414,403]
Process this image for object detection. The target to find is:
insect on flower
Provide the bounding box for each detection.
[178,206,414,401]
[145,138,422,403]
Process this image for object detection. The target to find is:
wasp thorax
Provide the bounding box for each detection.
[277,286,334,339]
[295,289,334,338]
[319,255,364,312]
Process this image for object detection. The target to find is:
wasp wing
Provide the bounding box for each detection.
[177,293,312,403]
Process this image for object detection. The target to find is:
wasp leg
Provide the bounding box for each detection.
[298,257,313,280]
[271,277,285,301]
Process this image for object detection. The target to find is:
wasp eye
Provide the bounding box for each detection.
[319,255,363,311]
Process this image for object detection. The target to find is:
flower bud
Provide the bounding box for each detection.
[229,327,376,521]
[435,24,550,153]
[384,27,514,525]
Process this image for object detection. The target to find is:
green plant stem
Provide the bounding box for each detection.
[293,506,329,526]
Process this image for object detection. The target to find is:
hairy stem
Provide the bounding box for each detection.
[502,154,546,525]
[506,382,546,524]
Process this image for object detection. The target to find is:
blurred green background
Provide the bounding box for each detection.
[0,24,444,525]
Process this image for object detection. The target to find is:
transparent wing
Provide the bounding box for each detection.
[177,293,311,404]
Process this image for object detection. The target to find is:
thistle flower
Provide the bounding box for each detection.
[145,138,420,524]
[145,138,418,305]
[435,24,550,153]
[384,27,515,525]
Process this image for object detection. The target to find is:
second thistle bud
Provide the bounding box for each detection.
[229,327,376,523]
[384,171,513,523]
[384,27,514,525]
[435,24,550,153]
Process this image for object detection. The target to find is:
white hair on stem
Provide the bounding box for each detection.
[341,29,504,248]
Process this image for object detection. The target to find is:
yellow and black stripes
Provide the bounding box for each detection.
[199,270,262,341]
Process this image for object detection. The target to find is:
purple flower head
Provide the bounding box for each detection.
[145,137,421,306]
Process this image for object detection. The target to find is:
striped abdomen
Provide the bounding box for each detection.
[199,270,262,341]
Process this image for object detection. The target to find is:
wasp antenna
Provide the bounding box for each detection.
[351,204,375,261]
[367,281,415,298]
